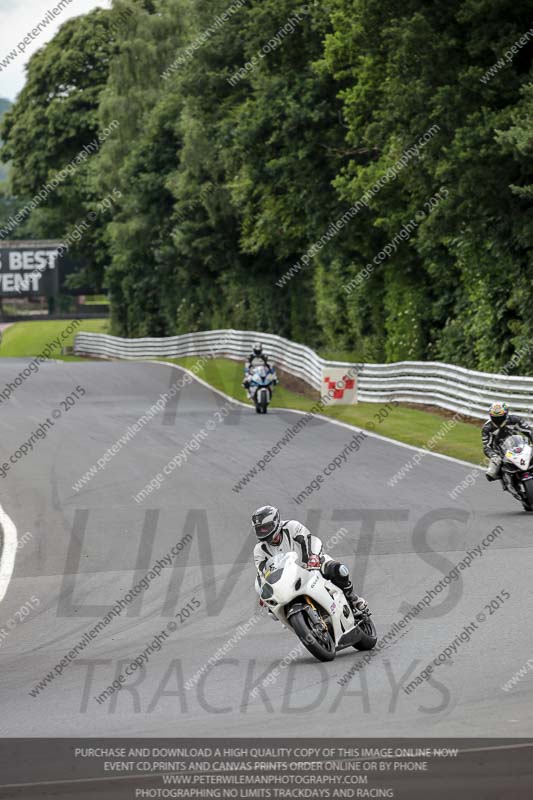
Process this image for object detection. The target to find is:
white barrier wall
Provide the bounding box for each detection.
[73,329,533,421]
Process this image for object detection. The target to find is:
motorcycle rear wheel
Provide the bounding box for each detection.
[289,609,336,662]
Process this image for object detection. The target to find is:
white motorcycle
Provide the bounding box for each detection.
[259,552,377,662]
[501,434,533,512]
[249,364,277,414]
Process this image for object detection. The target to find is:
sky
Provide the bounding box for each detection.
[0,0,111,100]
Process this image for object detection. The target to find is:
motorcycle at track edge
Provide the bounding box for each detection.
[500,434,533,512]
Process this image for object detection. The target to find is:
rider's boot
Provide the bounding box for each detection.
[343,583,368,617]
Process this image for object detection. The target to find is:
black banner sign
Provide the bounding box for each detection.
[0,738,530,799]
[0,241,82,297]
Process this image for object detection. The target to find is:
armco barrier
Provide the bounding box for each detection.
[73,330,533,421]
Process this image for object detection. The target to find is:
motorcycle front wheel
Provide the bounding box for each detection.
[352,615,378,651]
[289,608,336,662]
[522,479,533,512]
[259,390,268,414]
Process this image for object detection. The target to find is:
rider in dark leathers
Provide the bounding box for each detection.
[482,402,533,482]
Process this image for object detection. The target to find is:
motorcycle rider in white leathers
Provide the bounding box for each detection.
[252,505,367,617]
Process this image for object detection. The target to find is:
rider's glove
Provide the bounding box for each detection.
[307,555,321,570]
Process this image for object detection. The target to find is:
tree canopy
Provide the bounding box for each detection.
[1,0,532,370]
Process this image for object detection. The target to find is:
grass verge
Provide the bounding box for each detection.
[0,319,109,360]
[171,356,484,466]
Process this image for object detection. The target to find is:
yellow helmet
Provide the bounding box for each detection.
[489,402,509,427]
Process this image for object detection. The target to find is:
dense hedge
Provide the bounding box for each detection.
[2,0,532,371]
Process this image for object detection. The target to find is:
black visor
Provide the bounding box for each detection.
[255,521,276,539]
[491,414,508,427]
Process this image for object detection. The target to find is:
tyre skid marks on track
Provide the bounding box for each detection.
[0,501,18,604]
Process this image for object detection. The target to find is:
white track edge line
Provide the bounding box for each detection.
[149,361,482,472]
[0,501,18,603]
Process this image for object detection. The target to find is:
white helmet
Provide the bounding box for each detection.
[252,505,281,544]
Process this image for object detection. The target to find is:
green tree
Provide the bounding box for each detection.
[323,0,533,368]
[93,0,187,335]
[0,6,126,284]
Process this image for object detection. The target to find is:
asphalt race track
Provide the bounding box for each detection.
[0,358,532,739]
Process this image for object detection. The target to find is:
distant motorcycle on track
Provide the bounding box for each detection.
[248,364,277,414]
[259,551,377,662]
